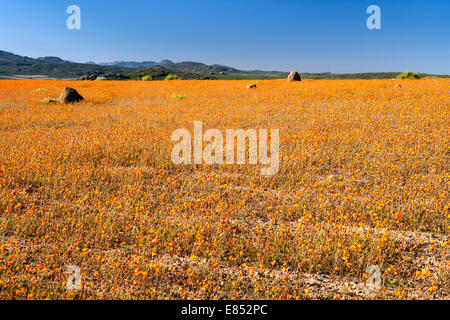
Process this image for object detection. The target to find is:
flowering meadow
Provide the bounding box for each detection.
[0,79,448,299]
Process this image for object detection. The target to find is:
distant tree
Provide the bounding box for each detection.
[142,75,152,81]
[397,71,421,79]
[165,74,181,80]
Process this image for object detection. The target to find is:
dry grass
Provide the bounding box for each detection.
[0,79,448,300]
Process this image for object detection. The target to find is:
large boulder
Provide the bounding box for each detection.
[287,71,301,82]
[77,75,97,81]
[58,87,84,104]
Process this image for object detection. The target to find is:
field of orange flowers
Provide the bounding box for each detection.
[0,78,448,300]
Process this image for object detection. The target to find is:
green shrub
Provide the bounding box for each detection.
[171,93,186,100]
[41,97,57,104]
[165,74,181,81]
[142,75,152,81]
[33,88,48,93]
[397,71,421,79]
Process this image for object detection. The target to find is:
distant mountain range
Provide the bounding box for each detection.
[97,61,160,68]
[93,59,239,74]
[0,50,249,79]
[1,50,448,80]
[96,59,175,68]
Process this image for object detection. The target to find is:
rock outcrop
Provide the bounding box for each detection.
[287,71,301,82]
[58,87,84,104]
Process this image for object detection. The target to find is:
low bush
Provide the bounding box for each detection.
[165,74,181,81]
[397,71,421,79]
[171,93,186,99]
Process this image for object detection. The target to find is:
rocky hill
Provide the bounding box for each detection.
[1,50,448,80]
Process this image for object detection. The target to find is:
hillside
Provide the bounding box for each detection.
[1,50,448,80]
[0,62,130,79]
[98,61,158,68]
[125,67,206,80]
[159,61,238,74]
[0,50,37,65]
[96,60,238,74]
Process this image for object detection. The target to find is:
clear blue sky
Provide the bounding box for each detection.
[1,0,449,73]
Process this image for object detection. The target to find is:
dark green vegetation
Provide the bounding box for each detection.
[396,71,421,79]
[126,68,200,80]
[1,50,448,80]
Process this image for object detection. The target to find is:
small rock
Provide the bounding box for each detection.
[58,87,84,104]
[247,84,257,89]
